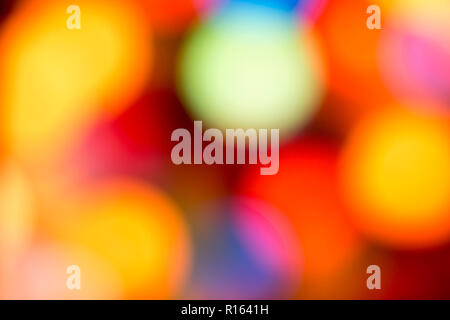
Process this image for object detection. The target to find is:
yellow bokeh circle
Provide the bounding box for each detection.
[0,0,152,158]
[53,179,191,299]
[340,108,450,248]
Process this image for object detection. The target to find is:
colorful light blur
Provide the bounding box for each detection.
[0,0,449,299]
[315,0,392,127]
[378,0,450,114]
[186,197,302,299]
[138,0,199,35]
[0,0,152,159]
[48,180,192,299]
[297,0,328,27]
[10,241,124,299]
[239,140,363,297]
[178,2,323,138]
[340,107,450,248]
[196,0,328,23]
[0,161,35,296]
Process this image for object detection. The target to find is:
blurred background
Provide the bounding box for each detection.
[0,0,449,299]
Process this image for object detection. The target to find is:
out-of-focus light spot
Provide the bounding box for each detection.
[178,3,323,138]
[340,108,450,248]
[0,0,152,158]
[7,242,124,299]
[239,140,362,297]
[379,0,450,113]
[315,0,392,123]
[187,197,302,299]
[52,180,191,299]
[0,161,34,254]
[0,161,35,294]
